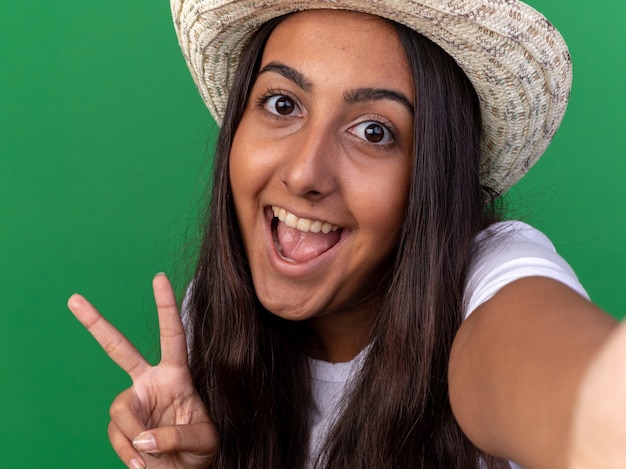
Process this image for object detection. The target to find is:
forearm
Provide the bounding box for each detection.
[448,276,617,468]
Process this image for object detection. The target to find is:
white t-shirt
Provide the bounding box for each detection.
[465,220,588,317]
[308,221,588,468]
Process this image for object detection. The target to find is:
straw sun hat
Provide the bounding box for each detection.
[170,0,572,195]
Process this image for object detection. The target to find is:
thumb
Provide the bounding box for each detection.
[133,421,219,457]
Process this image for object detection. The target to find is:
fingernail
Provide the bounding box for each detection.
[155,272,167,277]
[133,433,157,452]
[129,458,145,469]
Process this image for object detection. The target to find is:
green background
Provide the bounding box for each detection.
[1,1,624,467]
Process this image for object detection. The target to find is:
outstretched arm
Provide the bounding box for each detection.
[449,276,623,469]
[68,273,218,469]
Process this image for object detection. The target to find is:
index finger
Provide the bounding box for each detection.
[68,294,149,380]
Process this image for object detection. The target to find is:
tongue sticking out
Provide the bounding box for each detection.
[276,221,341,262]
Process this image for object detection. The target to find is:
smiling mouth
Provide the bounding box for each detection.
[271,206,343,262]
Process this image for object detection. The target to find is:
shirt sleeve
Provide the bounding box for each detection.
[464,221,589,319]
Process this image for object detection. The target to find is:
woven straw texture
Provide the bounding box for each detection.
[171,0,572,195]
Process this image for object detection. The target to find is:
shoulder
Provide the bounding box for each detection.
[464,221,588,318]
[473,220,556,257]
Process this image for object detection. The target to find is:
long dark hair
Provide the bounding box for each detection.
[187,14,506,469]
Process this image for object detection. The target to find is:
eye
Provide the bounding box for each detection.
[264,94,301,116]
[350,120,395,145]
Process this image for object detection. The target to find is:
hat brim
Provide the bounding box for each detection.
[171,0,572,195]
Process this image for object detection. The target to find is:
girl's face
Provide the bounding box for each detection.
[230,10,414,324]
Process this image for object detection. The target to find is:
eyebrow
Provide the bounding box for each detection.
[257,62,414,113]
[257,62,313,92]
[344,88,414,114]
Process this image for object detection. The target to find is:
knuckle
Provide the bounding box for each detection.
[159,325,182,340]
[107,420,117,440]
[172,426,185,449]
[102,333,125,356]
[109,397,127,420]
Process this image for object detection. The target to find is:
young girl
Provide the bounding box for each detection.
[68,1,626,468]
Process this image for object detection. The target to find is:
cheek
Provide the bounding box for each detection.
[229,126,260,228]
[229,119,283,235]
[229,123,265,202]
[229,124,251,188]
[358,165,411,235]
[229,116,280,188]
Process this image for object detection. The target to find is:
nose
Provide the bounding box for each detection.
[278,125,339,199]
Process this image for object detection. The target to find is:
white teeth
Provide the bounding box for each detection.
[310,220,323,233]
[285,212,298,228]
[271,205,340,234]
[296,218,311,231]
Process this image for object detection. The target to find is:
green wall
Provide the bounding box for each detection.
[1,1,624,467]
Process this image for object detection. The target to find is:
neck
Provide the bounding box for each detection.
[306,302,376,363]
